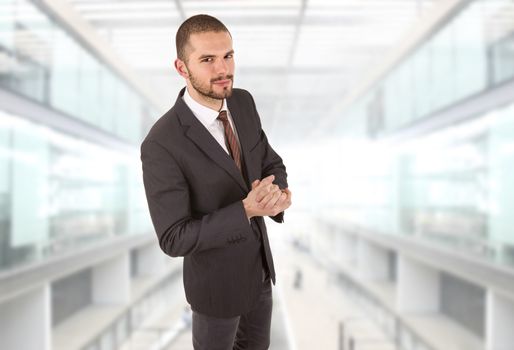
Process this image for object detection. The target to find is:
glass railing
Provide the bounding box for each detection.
[0,0,156,144]
[337,271,435,350]
[304,98,514,270]
[335,0,514,138]
[81,272,182,350]
[0,110,152,272]
[309,0,514,270]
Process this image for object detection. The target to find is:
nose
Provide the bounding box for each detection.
[214,57,228,76]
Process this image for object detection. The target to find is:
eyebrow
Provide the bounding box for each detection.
[198,50,234,60]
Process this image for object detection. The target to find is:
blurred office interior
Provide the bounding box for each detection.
[1,0,514,349]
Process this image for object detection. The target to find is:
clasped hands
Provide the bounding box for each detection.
[242,175,292,219]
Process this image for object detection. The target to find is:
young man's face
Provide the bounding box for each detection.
[179,31,235,100]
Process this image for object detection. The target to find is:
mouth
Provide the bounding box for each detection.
[213,79,231,87]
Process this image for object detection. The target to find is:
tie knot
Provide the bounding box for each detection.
[217,110,228,123]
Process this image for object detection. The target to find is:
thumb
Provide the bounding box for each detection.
[251,179,260,189]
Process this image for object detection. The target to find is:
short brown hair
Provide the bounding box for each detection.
[176,14,231,63]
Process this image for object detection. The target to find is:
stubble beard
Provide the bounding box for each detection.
[188,69,234,101]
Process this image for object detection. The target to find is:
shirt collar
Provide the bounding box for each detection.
[183,86,228,126]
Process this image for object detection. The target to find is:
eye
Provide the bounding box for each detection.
[225,54,233,59]
[201,58,213,63]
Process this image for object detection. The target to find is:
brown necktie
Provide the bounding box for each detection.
[217,110,242,171]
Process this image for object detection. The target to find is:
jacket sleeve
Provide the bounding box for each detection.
[247,91,289,223]
[141,139,251,257]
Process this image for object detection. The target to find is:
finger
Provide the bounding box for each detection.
[253,178,273,194]
[260,175,275,185]
[251,179,260,189]
[264,189,282,209]
[256,184,280,204]
[255,188,270,203]
[257,185,281,207]
[273,192,288,209]
[272,194,290,214]
[258,193,273,209]
[284,190,292,206]
[255,184,279,202]
[270,193,287,210]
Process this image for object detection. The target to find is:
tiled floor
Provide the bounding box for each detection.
[272,238,398,350]
[120,235,397,350]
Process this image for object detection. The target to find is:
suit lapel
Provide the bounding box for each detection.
[174,87,249,193]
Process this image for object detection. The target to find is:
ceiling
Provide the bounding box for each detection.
[66,0,438,145]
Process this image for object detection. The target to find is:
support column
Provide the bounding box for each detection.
[0,285,51,350]
[136,243,166,277]
[486,290,514,350]
[356,239,389,280]
[338,233,357,267]
[92,253,130,304]
[396,254,440,312]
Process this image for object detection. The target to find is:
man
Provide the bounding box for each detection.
[140,14,291,350]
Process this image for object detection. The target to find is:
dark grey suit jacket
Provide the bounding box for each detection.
[140,87,288,318]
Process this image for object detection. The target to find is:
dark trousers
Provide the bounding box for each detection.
[192,271,272,350]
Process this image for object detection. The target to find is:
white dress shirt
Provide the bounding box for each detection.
[182,87,241,156]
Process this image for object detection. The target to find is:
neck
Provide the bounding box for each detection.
[187,85,223,111]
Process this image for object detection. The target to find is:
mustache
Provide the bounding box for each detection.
[212,75,233,83]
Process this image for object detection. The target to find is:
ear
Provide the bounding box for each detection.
[174,58,189,79]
